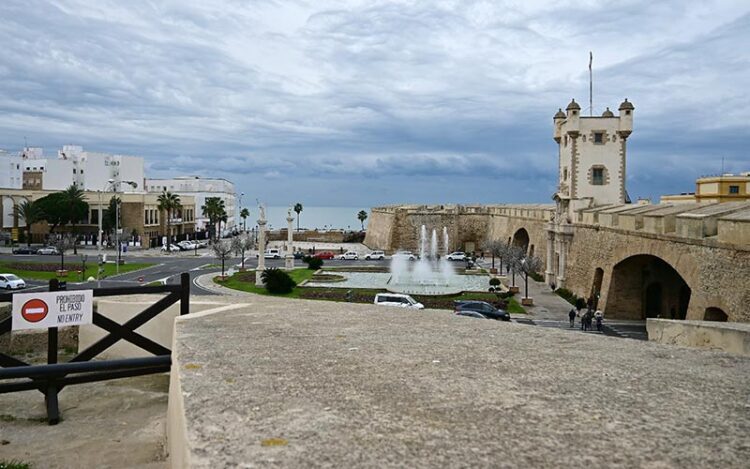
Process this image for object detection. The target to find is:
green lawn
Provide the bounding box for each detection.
[216,270,526,313]
[0,261,154,281]
[215,268,316,298]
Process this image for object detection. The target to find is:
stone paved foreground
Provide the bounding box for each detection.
[171,295,750,468]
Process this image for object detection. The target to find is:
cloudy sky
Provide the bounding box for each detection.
[1,0,748,206]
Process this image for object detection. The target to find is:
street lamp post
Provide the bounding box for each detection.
[238,192,244,232]
[112,179,138,274]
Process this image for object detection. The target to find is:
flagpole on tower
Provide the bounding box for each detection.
[589,51,593,116]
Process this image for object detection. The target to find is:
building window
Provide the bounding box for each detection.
[563,168,568,181]
[592,167,605,185]
[593,132,604,144]
[729,185,740,194]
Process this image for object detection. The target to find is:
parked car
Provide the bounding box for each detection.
[454,301,511,321]
[36,246,60,255]
[0,273,26,290]
[313,251,335,260]
[446,251,467,261]
[455,310,488,319]
[393,251,417,261]
[161,244,181,252]
[12,247,37,255]
[293,251,306,259]
[338,251,359,260]
[264,248,281,259]
[374,293,424,310]
[364,250,385,260]
[178,240,197,251]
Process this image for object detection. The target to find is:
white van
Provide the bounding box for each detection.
[264,248,281,259]
[374,293,424,310]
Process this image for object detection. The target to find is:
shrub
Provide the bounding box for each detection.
[529,271,544,282]
[497,290,515,299]
[555,288,582,306]
[489,277,501,287]
[303,256,323,270]
[261,268,296,294]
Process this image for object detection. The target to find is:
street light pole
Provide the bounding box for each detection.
[113,179,138,274]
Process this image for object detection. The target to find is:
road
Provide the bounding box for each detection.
[0,250,391,296]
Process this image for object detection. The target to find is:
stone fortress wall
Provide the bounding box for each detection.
[364,202,750,323]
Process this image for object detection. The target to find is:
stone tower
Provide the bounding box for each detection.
[546,98,634,288]
[553,98,634,213]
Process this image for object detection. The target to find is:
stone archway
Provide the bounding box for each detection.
[605,254,691,320]
[590,267,604,309]
[512,228,530,253]
[704,307,728,322]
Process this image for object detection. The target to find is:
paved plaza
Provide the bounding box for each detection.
[171,295,750,468]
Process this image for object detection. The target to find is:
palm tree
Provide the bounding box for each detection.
[294,203,303,232]
[240,208,250,232]
[157,191,181,247]
[60,185,88,254]
[201,197,226,240]
[16,199,40,246]
[357,210,368,231]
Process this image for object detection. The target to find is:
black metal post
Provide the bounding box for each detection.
[180,272,190,316]
[46,278,60,425]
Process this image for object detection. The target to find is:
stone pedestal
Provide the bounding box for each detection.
[521,297,534,306]
[509,286,520,294]
[285,215,295,270]
[256,219,267,287]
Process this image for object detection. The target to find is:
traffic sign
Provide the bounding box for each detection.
[12,290,93,331]
[21,298,48,323]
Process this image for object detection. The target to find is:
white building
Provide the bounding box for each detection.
[0,150,23,189]
[145,176,237,232]
[58,145,144,192]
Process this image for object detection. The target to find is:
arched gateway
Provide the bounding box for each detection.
[605,254,691,320]
[512,228,530,253]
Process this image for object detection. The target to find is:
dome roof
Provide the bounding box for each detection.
[566,99,581,111]
[554,108,566,119]
[602,107,614,117]
[618,98,634,111]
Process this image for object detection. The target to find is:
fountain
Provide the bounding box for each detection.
[387,225,462,295]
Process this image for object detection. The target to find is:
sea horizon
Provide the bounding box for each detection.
[243,206,371,231]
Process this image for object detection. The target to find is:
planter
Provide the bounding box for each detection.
[117,259,126,265]
[509,286,519,294]
[489,268,498,274]
[56,270,68,277]
[239,267,248,272]
[521,297,534,306]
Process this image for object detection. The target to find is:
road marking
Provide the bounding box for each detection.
[176,303,249,319]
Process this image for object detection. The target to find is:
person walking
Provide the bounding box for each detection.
[569,308,576,328]
[594,310,604,332]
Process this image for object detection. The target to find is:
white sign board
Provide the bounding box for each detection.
[12,290,94,331]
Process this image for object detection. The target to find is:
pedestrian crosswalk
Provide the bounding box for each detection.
[512,318,648,341]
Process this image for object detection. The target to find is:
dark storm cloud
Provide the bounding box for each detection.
[0,0,748,205]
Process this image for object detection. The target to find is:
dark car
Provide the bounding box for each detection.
[293,251,306,259]
[454,301,511,321]
[455,310,488,319]
[12,247,37,255]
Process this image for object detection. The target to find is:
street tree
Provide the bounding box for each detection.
[240,208,250,231]
[60,185,88,254]
[48,234,76,271]
[157,191,181,246]
[15,199,40,246]
[211,240,234,278]
[357,210,368,230]
[518,255,544,299]
[201,197,226,240]
[507,245,525,289]
[294,203,303,232]
[231,234,254,270]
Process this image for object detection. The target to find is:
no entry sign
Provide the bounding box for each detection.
[12,290,93,331]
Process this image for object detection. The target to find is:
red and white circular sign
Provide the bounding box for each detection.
[21,298,48,323]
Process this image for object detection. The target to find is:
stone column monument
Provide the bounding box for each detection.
[285,208,295,269]
[255,205,267,287]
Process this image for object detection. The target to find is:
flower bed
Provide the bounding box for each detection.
[4,262,83,272]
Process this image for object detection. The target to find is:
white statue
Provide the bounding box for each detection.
[259,204,266,222]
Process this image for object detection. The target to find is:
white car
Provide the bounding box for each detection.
[338,251,359,260]
[364,251,385,260]
[178,240,197,250]
[0,273,26,290]
[445,251,467,261]
[374,293,424,309]
[264,248,281,259]
[37,246,60,255]
[161,243,181,252]
[393,251,417,261]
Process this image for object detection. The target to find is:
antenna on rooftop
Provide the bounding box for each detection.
[588,51,593,116]
[721,156,725,174]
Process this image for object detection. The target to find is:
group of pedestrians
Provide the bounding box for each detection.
[568,307,603,332]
